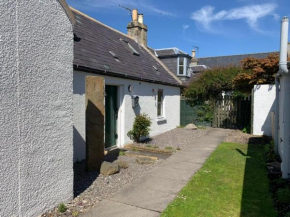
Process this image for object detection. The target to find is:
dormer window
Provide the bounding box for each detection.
[177,57,189,77]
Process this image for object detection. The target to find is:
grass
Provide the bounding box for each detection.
[165,146,174,150]
[119,150,125,156]
[162,142,277,217]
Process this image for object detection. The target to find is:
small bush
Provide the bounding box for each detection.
[58,203,67,213]
[277,187,290,204]
[127,113,152,143]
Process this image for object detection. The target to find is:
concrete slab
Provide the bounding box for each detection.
[111,186,176,212]
[82,200,160,217]
[125,174,187,194]
[160,161,202,172]
[147,166,196,181]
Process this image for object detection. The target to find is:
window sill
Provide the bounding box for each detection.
[157,117,167,122]
[177,75,190,77]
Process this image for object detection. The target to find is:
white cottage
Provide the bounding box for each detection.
[72,8,182,163]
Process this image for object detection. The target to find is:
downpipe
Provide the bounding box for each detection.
[274,74,281,154]
[278,16,290,178]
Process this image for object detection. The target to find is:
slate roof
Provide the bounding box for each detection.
[198,52,278,68]
[155,48,191,58]
[72,8,181,86]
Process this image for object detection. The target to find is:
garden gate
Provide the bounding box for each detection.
[212,95,251,129]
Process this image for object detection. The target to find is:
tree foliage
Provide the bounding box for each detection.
[185,53,281,101]
[185,66,241,101]
[233,53,280,93]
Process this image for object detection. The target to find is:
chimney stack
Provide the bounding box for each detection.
[127,9,148,47]
[191,50,198,66]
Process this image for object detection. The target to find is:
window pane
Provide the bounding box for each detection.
[179,66,184,75]
[157,90,163,116]
[179,58,184,65]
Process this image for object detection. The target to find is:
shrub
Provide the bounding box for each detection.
[127,114,152,143]
[119,150,125,156]
[277,187,290,204]
[58,203,67,213]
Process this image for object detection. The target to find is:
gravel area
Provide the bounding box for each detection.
[41,154,163,217]
[224,129,270,144]
[41,127,211,217]
[133,127,212,150]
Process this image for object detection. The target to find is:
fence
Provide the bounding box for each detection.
[212,95,251,129]
[180,99,212,127]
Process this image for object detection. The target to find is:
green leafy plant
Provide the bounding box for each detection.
[277,187,290,204]
[58,203,67,213]
[72,211,79,217]
[127,113,152,143]
[165,146,174,150]
[242,125,250,134]
[119,150,125,156]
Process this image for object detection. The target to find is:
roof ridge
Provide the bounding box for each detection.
[199,51,278,59]
[70,7,133,41]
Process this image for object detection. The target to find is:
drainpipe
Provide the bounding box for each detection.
[274,73,281,154]
[279,17,289,75]
[279,16,290,178]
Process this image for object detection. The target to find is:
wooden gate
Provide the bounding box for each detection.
[212,95,251,129]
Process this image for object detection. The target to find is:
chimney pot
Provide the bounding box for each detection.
[191,50,196,58]
[138,14,144,24]
[132,9,138,22]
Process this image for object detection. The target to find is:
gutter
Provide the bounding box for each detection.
[74,65,184,87]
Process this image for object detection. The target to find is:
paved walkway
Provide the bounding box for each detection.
[82,128,230,217]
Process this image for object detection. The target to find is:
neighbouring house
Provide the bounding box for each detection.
[0,1,74,216]
[72,8,182,164]
[153,48,192,83]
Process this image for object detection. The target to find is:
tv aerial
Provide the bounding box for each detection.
[119,5,133,18]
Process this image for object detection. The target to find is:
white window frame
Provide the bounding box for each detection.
[177,57,189,77]
[157,89,165,120]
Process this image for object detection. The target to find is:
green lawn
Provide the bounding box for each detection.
[161,142,277,217]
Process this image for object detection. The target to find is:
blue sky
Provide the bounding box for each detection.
[67,0,290,57]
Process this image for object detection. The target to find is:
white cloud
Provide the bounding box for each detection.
[191,3,278,32]
[68,0,176,17]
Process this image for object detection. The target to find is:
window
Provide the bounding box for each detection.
[157,89,163,117]
[178,58,184,75]
[177,57,189,76]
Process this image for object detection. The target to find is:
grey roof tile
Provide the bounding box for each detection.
[72,9,181,86]
[198,52,278,68]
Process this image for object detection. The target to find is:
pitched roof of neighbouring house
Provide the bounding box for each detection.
[71,8,182,86]
[197,52,278,68]
[155,48,191,58]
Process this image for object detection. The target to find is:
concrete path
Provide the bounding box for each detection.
[82,128,229,217]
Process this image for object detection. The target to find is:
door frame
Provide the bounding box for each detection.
[104,82,125,150]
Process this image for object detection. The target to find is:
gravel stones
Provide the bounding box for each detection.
[100,162,120,176]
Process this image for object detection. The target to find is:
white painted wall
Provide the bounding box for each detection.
[277,75,290,176]
[73,70,181,162]
[0,1,73,216]
[252,84,276,136]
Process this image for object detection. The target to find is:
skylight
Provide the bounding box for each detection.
[120,38,140,56]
